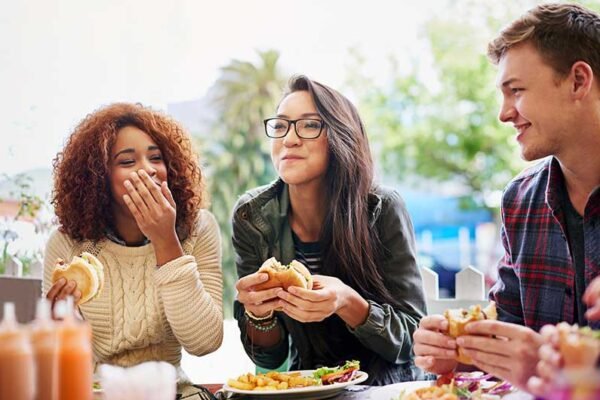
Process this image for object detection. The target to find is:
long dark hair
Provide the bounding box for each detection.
[285,75,398,306]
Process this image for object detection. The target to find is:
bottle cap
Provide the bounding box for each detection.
[53,300,67,320]
[35,298,51,322]
[65,296,74,319]
[2,302,16,324]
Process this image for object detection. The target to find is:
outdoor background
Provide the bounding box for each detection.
[0,0,600,310]
[2,0,599,381]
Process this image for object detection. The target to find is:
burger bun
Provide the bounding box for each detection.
[253,257,313,291]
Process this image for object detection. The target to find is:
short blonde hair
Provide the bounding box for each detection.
[488,3,600,78]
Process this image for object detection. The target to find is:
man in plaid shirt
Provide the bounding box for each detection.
[413,3,600,391]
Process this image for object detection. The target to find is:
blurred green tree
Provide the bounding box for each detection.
[200,50,285,317]
[351,0,600,209]
[348,1,600,211]
[348,3,532,210]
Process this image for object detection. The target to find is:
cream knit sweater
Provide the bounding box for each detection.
[43,210,223,383]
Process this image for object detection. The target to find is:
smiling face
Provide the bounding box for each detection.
[270,90,330,186]
[496,42,575,161]
[109,126,168,216]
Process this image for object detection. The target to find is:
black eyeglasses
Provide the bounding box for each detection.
[263,118,325,139]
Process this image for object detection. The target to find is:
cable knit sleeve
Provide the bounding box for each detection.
[153,210,224,356]
[43,228,76,296]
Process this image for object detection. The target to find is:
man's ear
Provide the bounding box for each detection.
[570,61,594,100]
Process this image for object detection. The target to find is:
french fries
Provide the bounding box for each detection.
[226,371,320,391]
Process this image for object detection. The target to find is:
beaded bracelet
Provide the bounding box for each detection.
[247,315,278,332]
[245,309,274,322]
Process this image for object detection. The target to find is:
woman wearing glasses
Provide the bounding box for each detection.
[232,75,426,385]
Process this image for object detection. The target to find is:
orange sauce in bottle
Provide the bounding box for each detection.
[56,297,93,400]
[0,302,35,400]
[30,298,58,400]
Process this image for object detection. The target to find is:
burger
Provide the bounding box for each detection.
[52,252,105,305]
[253,257,313,291]
[556,322,600,369]
[444,301,497,365]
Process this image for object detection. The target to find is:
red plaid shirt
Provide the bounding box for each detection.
[490,157,600,331]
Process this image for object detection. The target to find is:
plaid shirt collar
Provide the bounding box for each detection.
[546,156,600,220]
[545,157,565,214]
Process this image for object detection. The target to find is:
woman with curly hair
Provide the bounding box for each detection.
[43,103,223,394]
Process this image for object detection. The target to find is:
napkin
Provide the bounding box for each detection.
[99,361,177,400]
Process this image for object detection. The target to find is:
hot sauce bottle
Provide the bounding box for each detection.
[30,298,58,400]
[0,302,35,400]
[56,297,93,400]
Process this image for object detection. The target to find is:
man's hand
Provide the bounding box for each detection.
[413,315,458,375]
[458,320,543,390]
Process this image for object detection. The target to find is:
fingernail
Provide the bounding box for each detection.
[124,180,132,187]
[58,278,66,284]
[288,287,297,294]
[259,274,268,281]
[456,337,465,346]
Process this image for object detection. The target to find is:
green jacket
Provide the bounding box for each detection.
[232,179,427,385]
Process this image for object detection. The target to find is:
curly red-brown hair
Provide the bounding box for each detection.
[52,102,206,242]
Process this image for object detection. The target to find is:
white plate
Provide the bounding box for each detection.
[223,370,368,399]
[368,381,433,399]
[369,380,533,400]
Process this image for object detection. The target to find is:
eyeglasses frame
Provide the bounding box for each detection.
[263,117,325,139]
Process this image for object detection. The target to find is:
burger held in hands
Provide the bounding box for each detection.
[556,322,600,370]
[444,302,497,365]
[51,252,105,305]
[254,257,313,291]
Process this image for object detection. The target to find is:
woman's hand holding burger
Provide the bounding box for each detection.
[236,272,283,320]
[277,275,370,328]
[235,268,285,348]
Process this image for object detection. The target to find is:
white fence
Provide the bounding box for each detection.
[2,254,43,279]
[420,265,488,315]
